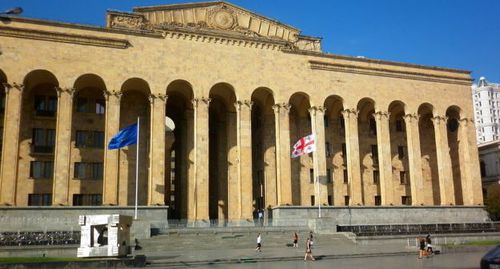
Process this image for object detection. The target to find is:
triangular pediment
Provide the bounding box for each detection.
[108,1,300,42]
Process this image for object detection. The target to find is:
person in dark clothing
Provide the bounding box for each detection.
[426,234,433,255]
[418,237,426,259]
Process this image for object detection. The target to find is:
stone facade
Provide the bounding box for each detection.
[0,1,483,224]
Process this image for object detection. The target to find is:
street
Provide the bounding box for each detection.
[184,251,484,269]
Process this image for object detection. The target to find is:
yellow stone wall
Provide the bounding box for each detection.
[0,3,483,222]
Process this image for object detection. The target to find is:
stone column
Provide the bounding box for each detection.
[148,93,167,205]
[341,109,363,205]
[52,87,75,206]
[235,100,253,221]
[403,113,424,205]
[191,97,210,222]
[102,91,121,205]
[373,111,394,205]
[0,82,23,205]
[431,115,455,205]
[309,106,328,205]
[459,118,483,205]
[272,103,292,205]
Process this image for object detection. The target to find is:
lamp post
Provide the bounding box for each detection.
[0,7,23,15]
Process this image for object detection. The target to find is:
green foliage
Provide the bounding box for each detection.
[485,185,500,221]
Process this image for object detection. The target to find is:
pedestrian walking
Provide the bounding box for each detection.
[258,210,263,226]
[309,231,314,248]
[426,234,433,255]
[255,233,262,252]
[304,237,315,261]
[293,232,298,248]
[418,237,426,259]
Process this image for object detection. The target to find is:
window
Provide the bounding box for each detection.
[395,119,405,132]
[373,170,380,184]
[402,196,411,205]
[309,169,314,183]
[371,145,378,164]
[96,99,105,114]
[310,195,315,206]
[327,195,332,206]
[398,146,405,159]
[28,193,52,206]
[75,131,105,148]
[34,95,57,117]
[369,117,377,135]
[325,142,331,157]
[73,194,102,206]
[400,171,407,185]
[324,115,329,127]
[344,196,350,206]
[30,161,54,179]
[375,195,381,206]
[74,162,103,180]
[343,169,348,184]
[327,169,332,183]
[76,97,90,113]
[32,128,55,153]
[341,143,347,158]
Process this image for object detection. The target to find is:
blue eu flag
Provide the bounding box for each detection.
[108,123,138,150]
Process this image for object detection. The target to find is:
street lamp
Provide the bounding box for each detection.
[0,7,23,15]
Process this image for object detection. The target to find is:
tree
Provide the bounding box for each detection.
[485,184,500,221]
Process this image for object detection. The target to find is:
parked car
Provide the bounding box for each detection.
[480,245,500,269]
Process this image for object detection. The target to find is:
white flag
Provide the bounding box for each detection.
[291,134,316,158]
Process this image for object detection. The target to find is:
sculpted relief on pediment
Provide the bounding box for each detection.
[107,2,300,42]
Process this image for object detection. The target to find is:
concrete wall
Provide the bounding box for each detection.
[271,206,490,227]
[0,206,168,239]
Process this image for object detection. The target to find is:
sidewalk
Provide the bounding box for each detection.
[138,232,422,267]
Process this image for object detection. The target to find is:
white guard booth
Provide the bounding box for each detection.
[77,214,133,258]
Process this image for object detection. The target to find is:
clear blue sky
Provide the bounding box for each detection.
[2,0,499,83]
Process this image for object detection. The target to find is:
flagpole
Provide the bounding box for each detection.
[134,116,140,220]
[310,109,321,218]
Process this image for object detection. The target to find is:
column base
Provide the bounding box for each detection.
[187,219,211,228]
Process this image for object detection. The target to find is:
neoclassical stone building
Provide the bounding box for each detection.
[0,1,484,224]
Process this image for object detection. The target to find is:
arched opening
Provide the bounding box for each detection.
[18,70,59,206]
[70,74,107,206]
[251,87,275,212]
[388,101,411,205]
[323,95,345,206]
[166,80,193,220]
[119,78,150,206]
[289,92,311,205]
[209,83,236,223]
[357,98,377,205]
[418,103,439,205]
[446,106,463,205]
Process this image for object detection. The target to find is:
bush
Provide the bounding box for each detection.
[485,185,500,221]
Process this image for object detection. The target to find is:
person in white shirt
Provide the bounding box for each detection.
[255,233,262,252]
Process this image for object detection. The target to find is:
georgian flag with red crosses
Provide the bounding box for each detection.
[291,134,316,158]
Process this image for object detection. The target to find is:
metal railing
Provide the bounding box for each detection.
[337,222,500,236]
[0,231,80,247]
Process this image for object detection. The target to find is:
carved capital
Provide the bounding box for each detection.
[149,93,168,104]
[309,106,326,115]
[192,97,211,108]
[373,111,390,121]
[104,90,122,101]
[55,86,75,98]
[458,117,474,126]
[2,82,24,93]
[403,113,419,123]
[431,115,447,125]
[278,102,291,113]
[235,99,253,111]
[341,108,358,119]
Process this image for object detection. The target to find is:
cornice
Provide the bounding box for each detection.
[282,49,471,74]
[160,26,290,50]
[0,25,130,49]
[308,60,472,86]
